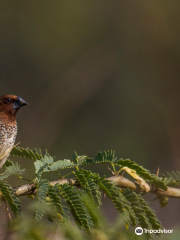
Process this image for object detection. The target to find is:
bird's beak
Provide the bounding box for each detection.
[13,96,29,109]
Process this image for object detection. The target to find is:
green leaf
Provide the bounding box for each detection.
[34,155,54,173]
[59,184,94,233]
[72,152,86,165]
[82,194,103,228]
[34,160,46,174]
[0,181,21,216]
[158,197,168,208]
[3,159,14,168]
[82,150,166,190]
[35,180,49,221]
[115,159,167,190]
[34,155,77,176]
[97,178,133,225]
[10,147,42,160]
[74,170,102,206]
[48,186,69,222]
[163,171,180,187]
[84,150,116,165]
[123,189,162,233]
[48,159,77,171]
[0,163,25,181]
[72,152,78,164]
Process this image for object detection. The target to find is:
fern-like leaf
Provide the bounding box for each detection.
[163,171,180,187]
[59,184,94,232]
[115,159,167,190]
[0,163,25,181]
[3,159,14,168]
[35,180,49,221]
[10,147,42,160]
[123,189,162,236]
[48,159,77,171]
[97,178,135,225]
[48,186,69,222]
[0,181,21,216]
[82,151,166,190]
[34,155,77,175]
[72,152,86,165]
[34,155,54,173]
[74,170,102,206]
[84,151,116,165]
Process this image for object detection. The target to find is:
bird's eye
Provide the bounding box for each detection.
[4,98,12,104]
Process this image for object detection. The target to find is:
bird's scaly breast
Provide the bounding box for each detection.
[0,121,17,167]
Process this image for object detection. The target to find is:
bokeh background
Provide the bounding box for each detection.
[0,0,180,233]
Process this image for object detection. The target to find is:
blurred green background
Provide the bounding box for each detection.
[0,0,180,234]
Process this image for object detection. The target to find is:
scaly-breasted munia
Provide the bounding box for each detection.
[0,95,28,168]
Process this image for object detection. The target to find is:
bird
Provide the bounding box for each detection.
[0,95,28,168]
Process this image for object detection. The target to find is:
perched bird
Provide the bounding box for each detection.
[0,95,28,168]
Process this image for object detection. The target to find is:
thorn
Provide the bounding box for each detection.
[103,193,106,199]
[156,167,159,177]
[107,167,115,176]
[120,169,125,176]
[152,196,159,201]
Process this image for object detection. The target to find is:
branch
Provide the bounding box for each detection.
[11,175,180,198]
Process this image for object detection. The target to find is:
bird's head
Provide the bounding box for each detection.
[0,95,28,123]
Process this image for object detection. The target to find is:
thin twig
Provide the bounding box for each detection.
[10,175,180,199]
[120,170,125,176]
[107,166,115,176]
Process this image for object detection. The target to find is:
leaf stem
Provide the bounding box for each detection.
[111,163,116,173]
[54,171,62,178]
[63,172,74,178]
[18,176,32,182]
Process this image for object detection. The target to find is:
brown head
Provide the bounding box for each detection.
[0,95,28,123]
